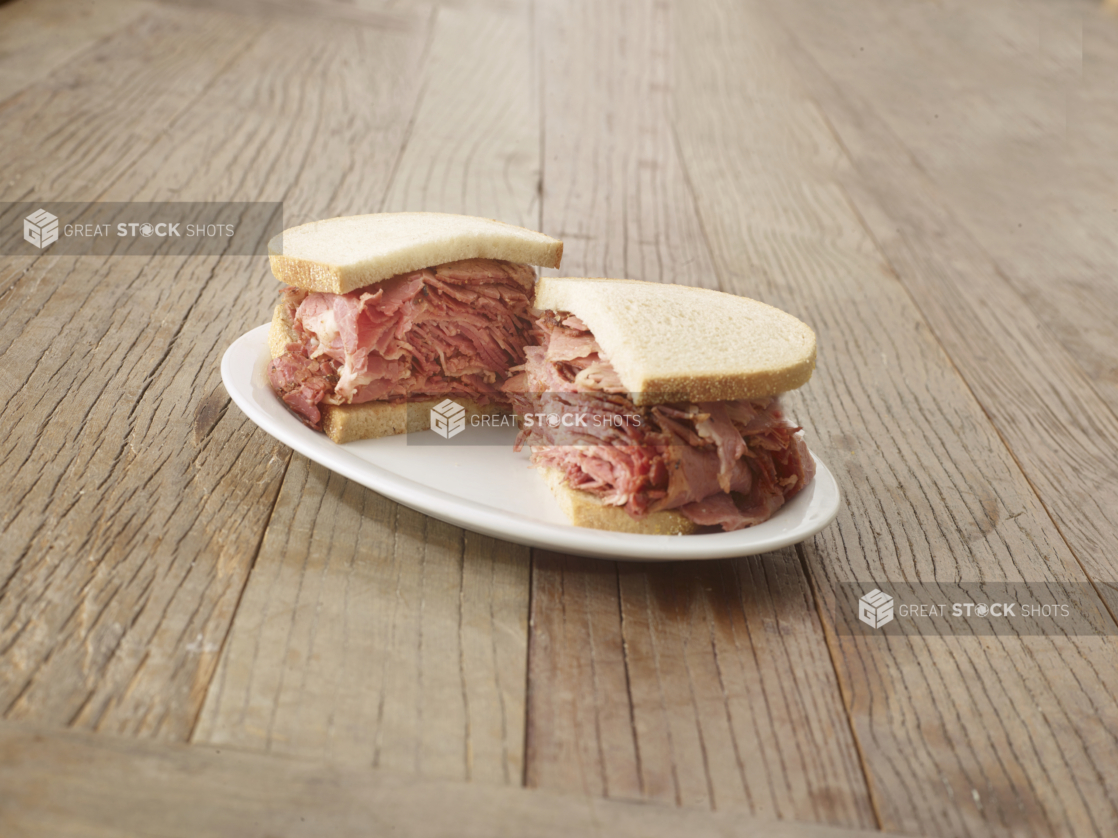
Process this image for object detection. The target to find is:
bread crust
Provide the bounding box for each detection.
[268,304,508,443]
[268,302,297,359]
[268,212,563,295]
[634,364,815,405]
[541,468,699,535]
[321,398,507,444]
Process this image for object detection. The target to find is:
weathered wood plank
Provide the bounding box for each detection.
[616,555,872,821]
[525,554,643,799]
[0,4,428,739]
[194,3,539,783]
[193,458,532,781]
[526,0,875,826]
[0,721,919,838]
[775,0,1118,411]
[766,0,1118,605]
[528,551,877,826]
[535,0,717,286]
[0,0,152,106]
[670,0,1118,835]
[380,4,541,223]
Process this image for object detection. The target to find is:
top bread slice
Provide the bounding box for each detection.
[534,277,816,405]
[269,212,564,294]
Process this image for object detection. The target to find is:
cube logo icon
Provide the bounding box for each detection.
[859,589,894,629]
[430,398,466,439]
[24,209,59,249]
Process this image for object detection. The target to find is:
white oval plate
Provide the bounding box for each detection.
[221,325,841,560]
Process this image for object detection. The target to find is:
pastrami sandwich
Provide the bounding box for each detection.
[504,278,817,533]
[267,213,563,443]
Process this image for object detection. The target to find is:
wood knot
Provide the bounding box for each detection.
[193,387,230,445]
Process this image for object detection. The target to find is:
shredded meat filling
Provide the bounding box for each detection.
[503,312,815,531]
[268,259,537,429]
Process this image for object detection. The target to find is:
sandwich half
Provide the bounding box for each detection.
[503,277,817,533]
[267,212,563,443]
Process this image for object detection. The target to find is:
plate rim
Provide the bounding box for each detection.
[221,324,841,560]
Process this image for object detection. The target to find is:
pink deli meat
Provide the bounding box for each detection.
[268,259,538,429]
[504,313,815,532]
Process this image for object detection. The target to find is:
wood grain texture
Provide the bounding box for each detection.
[193,459,530,782]
[526,0,875,826]
[0,0,152,105]
[766,0,1118,604]
[0,3,428,740]
[774,0,1118,411]
[670,0,1118,835]
[382,3,542,227]
[0,721,920,838]
[194,2,538,783]
[535,0,718,286]
[0,5,279,741]
[5,2,1117,835]
[527,552,877,826]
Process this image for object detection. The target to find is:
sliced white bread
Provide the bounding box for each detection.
[268,304,507,444]
[269,212,563,294]
[541,468,699,535]
[534,277,816,405]
[319,397,507,445]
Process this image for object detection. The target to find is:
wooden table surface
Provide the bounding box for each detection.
[3,0,1118,835]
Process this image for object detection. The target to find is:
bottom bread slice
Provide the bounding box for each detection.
[269,302,508,443]
[540,467,698,535]
[321,398,507,444]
